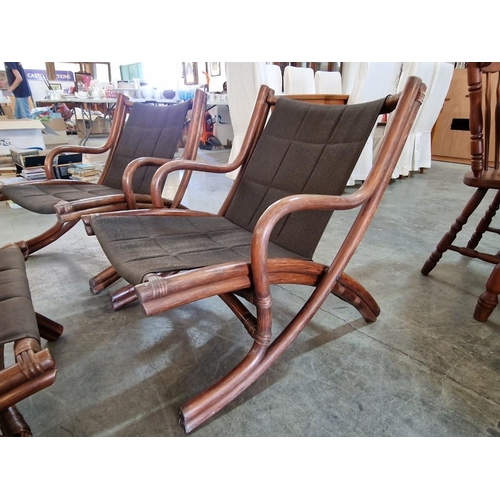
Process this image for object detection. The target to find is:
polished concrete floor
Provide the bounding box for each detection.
[1,143,499,437]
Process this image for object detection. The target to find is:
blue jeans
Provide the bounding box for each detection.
[14,97,31,119]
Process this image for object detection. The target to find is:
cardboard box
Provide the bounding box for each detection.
[41,116,68,146]
[1,94,14,119]
[76,116,109,138]
[0,119,45,156]
[1,103,14,119]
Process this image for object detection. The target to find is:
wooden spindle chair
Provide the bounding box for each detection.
[421,62,500,321]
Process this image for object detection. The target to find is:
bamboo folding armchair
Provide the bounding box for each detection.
[0,90,207,265]
[86,78,425,433]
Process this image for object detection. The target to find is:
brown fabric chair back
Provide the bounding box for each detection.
[224,96,385,258]
[102,100,191,193]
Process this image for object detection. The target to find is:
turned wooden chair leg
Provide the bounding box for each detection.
[474,263,500,322]
[421,188,488,275]
[467,190,500,250]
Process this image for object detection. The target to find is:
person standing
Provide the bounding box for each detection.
[4,62,32,119]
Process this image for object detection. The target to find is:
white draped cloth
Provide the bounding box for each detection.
[283,66,315,94]
[225,62,268,179]
[373,62,454,178]
[402,62,454,175]
[345,62,403,186]
[314,71,342,94]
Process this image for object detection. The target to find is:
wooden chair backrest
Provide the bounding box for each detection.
[468,62,500,177]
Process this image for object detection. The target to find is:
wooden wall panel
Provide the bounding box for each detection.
[432,68,498,165]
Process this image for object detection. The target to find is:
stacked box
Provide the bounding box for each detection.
[10,147,83,180]
[0,119,45,155]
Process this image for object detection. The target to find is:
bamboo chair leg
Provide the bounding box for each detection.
[180,273,359,433]
[180,341,268,433]
[340,274,380,317]
[36,312,64,341]
[219,293,257,337]
[89,265,121,295]
[421,188,489,275]
[110,284,138,310]
[4,219,79,258]
[332,276,380,323]
[180,306,321,433]
[0,406,32,437]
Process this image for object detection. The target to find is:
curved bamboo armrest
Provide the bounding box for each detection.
[248,82,425,330]
[253,190,371,272]
[42,95,131,180]
[54,194,130,221]
[148,90,268,208]
[121,156,174,209]
[242,188,379,345]
[42,139,118,179]
[54,156,177,221]
[149,158,243,208]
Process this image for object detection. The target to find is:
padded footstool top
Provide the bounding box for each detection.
[0,247,40,345]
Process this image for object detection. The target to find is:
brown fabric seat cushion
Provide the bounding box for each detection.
[0,247,40,345]
[91,214,306,285]
[0,182,124,214]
